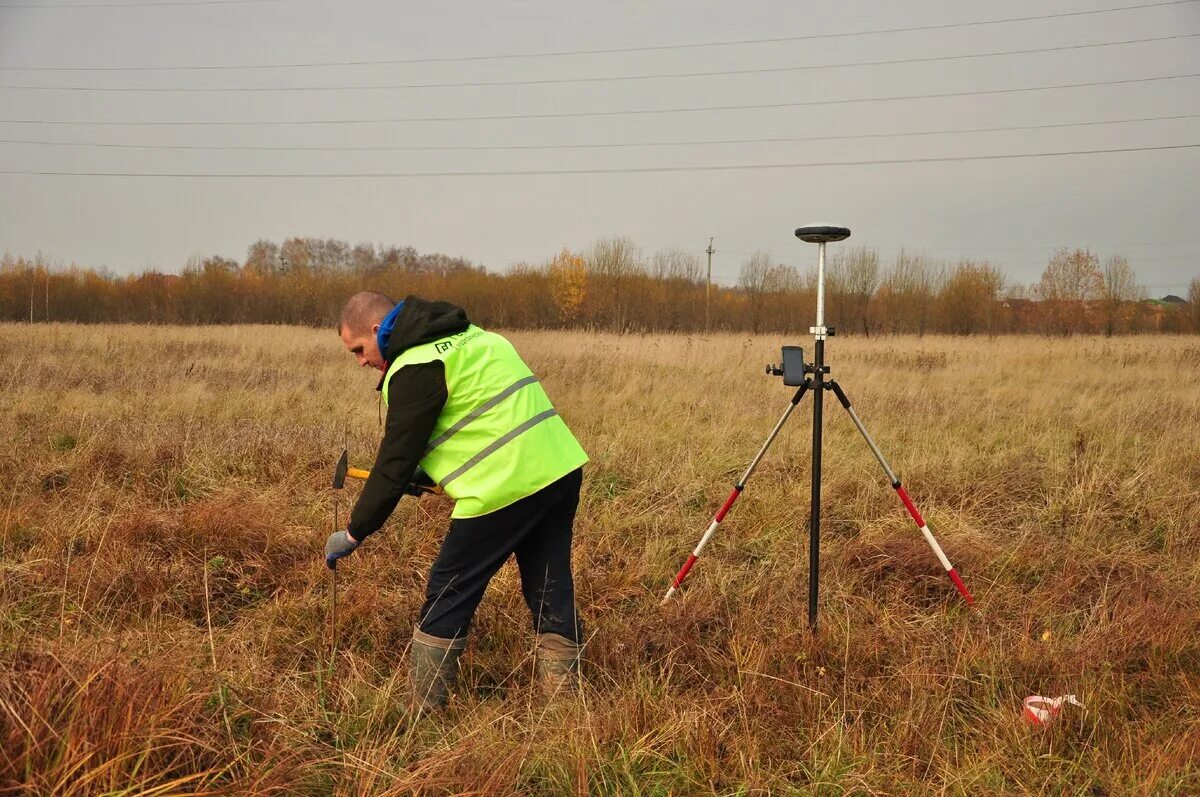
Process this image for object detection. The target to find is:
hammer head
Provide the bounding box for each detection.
[332,449,348,489]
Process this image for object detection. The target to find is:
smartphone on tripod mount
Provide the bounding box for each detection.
[767,345,807,386]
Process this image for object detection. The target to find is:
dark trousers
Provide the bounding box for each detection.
[417,468,583,643]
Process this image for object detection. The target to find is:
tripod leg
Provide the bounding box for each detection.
[828,381,974,607]
[661,381,811,605]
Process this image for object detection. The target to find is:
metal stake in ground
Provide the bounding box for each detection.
[330,502,339,672]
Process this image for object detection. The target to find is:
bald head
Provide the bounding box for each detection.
[338,291,396,336]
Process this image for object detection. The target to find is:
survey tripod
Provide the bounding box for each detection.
[661,225,974,628]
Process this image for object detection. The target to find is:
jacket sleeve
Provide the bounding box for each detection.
[347,360,447,541]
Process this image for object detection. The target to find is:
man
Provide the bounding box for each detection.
[325,291,589,710]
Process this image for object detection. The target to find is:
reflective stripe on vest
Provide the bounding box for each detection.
[439,407,559,487]
[425,374,540,455]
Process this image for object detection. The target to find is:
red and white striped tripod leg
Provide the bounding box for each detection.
[661,382,810,605]
[829,382,974,607]
[894,485,974,605]
[660,487,740,605]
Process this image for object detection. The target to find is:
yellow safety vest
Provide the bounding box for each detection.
[383,325,588,518]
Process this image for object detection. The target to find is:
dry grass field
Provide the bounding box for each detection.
[2,323,1199,795]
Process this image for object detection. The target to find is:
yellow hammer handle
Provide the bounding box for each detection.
[346,466,444,495]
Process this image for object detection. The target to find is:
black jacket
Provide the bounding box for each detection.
[347,296,470,540]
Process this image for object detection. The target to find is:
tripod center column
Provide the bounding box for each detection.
[808,240,826,630]
[794,225,850,632]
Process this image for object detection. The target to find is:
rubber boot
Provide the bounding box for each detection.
[410,628,467,712]
[535,632,582,695]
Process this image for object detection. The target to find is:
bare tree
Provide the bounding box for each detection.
[351,243,379,275]
[763,262,805,332]
[647,248,702,330]
[764,261,816,334]
[1005,282,1033,300]
[650,248,701,282]
[1100,254,1142,336]
[739,251,777,334]
[824,247,879,335]
[587,236,642,331]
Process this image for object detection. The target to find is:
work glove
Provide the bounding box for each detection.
[325,529,359,570]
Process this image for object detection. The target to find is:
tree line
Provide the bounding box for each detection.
[2,237,1197,335]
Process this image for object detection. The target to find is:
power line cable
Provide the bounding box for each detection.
[0,0,279,7]
[4,72,1197,126]
[2,142,1196,178]
[5,33,1195,91]
[2,0,1195,69]
[3,113,1196,152]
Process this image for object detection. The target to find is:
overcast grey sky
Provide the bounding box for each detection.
[1,0,1197,292]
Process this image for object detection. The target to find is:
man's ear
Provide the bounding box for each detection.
[371,323,380,334]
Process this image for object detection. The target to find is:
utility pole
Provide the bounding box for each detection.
[705,237,714,333]
[29,272,34,323]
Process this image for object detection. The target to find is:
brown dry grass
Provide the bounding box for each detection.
[2,324,1199,795]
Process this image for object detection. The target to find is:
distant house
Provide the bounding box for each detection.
[1139,295,1191,331]
[1143,296,1190,308]
[1000,299,1036,310]
[1000,298,1038,330]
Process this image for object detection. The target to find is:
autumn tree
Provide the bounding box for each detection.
[244,240,281,276]
[548,248,587,325]
[5,235,1192,334]
[0,254,44,322]
[936,260,1004,335]
[124,271,175,323]
[1037,248,1103,335]
[278,238,313,275]
[179,255,242,323]
[873,250,938,335]
[495,263,553,327]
